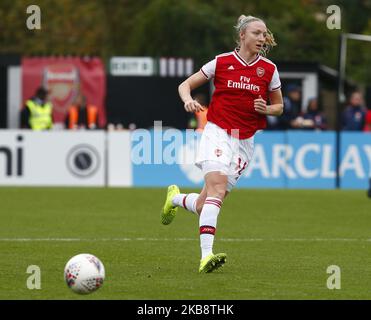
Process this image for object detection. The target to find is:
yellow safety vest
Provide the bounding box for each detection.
[26,100,53,131]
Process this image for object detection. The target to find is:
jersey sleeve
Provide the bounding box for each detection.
[269,67,281,91]
[200,58,216,79]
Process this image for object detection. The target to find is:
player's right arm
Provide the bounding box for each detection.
[178,71,209,113]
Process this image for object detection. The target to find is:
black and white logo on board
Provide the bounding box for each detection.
[66,144,100,178]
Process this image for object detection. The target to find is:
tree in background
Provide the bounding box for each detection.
[0,0,370,84]
[0,0,109,56]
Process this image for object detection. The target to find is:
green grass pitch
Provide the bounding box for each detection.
[0,187,370,299]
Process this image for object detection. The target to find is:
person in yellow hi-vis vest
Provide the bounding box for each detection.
[20,87,53,130]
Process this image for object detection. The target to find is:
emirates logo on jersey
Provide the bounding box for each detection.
[256,67,265,77]
[215,149,223,157]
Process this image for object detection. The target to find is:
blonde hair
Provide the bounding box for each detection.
[235,15,277,56]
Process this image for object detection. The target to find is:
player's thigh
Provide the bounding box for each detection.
[226,136,255,192]
[195,122,232,168]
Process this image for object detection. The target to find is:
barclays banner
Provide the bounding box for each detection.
[0,130,369,188]
[240,131,337,189]
[340,132,371,189]
[131,129,371,189]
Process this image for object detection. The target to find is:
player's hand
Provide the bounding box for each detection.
[254,95,269,115]
[184,99,205,113]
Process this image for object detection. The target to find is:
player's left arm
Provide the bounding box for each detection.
[254,89,283,116]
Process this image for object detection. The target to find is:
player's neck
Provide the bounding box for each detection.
[237,48,258,65]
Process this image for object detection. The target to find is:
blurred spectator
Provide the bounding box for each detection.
[363,106,371,132]
[188,118,198,130]
[342,91,366,131]
[128,123,137,131]
[115,123,124,131]
[65,94,99,130]
[291,98,327,130]
[20,87,53,130]
[267,84,301,130]
[106,122,136,131]
[188,93,208,132]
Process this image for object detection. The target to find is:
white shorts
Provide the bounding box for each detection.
[195,122,254,192]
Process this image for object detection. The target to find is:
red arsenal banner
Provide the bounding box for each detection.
[22,57,106,128]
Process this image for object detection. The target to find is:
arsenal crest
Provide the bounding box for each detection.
[256,67,265,77]
[42,64,80,116]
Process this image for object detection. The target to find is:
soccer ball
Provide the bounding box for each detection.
[64,253,105,294]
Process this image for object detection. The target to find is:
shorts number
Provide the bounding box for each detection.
[236,157,247,176]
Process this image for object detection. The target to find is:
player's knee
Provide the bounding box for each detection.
[207,183,227,201]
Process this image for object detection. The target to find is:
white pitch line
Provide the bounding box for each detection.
[0,238,370,242]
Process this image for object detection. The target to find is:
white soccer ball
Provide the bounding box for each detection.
[64,253,105,294]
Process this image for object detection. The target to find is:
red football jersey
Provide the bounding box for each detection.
[201,49,281,139]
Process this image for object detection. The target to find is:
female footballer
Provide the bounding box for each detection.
[161,15,284,273]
